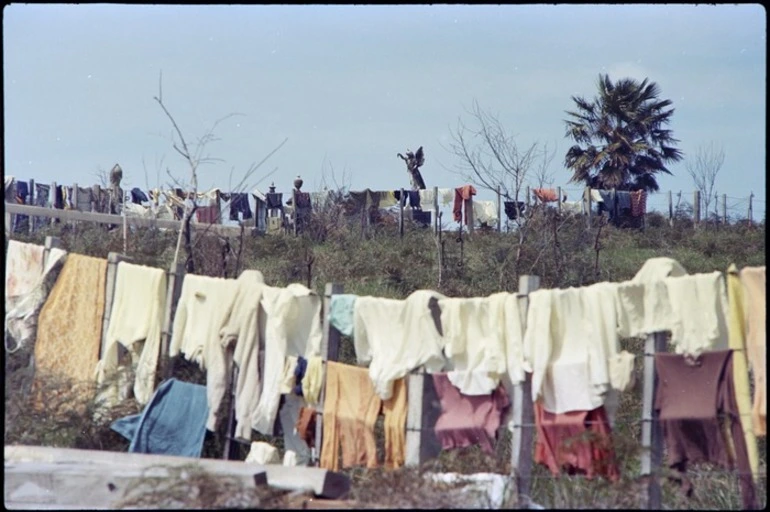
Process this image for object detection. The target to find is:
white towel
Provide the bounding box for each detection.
[353,289,447,400]
[471,200,499,225]
[98,262,167,406]
[245,441,280,465]
[217,269,266,441]
[251,284,323,436]
[5,240,45,302]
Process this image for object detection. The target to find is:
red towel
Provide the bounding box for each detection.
[533,401,620,482]
[453,185,477,223]
[630,190,647,217]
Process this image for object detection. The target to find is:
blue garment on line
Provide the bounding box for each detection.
[111,378,209,458]
[229,192,253,220]
[293,356,308,396]
[329,294,357,337]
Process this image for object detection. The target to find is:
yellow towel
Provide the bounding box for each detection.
[34,253,107,398]
[378,191,397,208]
[302,356,324,405]
[726,264,759,481]
[740,266,766,436]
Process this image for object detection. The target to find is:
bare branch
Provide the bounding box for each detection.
[685,142,724,215]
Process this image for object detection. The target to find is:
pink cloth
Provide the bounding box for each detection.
[432,373,509,454]
[195,205,220,224]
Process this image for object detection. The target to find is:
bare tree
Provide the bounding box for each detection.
[686,142,725,218]
[153,71,286,273]
[445,100,540,205]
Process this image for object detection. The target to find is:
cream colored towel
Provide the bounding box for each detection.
[503,293,526,386]
[5,247,67,353]
[439,294,508,396]
[34,254,107,394]
[665,272,730,356]
[169,274,239,431]
[354,289,447,400]
[302,356,324,405]
[741,266,766,436]
[245,441,280,465]
[97,262,167,407]
[632,257,687,283]
[252,283,323,436]
[218,269,266,441]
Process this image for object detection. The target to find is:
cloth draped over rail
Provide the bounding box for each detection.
[5,242,67,354]
[96,262,168,407]
[33,253,107,401]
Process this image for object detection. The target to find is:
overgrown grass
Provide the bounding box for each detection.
[5,211,766,509]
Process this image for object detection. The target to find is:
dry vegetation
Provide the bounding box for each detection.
[5,206,766,509]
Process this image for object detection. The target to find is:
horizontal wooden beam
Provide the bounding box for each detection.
[4,445,351,502]
[4,202,250,237]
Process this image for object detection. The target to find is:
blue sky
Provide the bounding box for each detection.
[3,4,766,220]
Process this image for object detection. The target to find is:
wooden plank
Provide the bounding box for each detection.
[4,202,249,237]
[433,186,439,235]
[4,445,350,500]
[313,283,344,465]
[159,262,185,381]
[557,186,562,213]
[640,331,666,509]
[510,275,540,508]
[4,460,267,509]
[585,186,592,228]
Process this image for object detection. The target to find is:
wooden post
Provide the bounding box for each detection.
[693,190,701,226]
[313,282,344,465]
[433,186,439,235]
[28,179,35,234]
[222,361,239,461]
[611,188,618,224]
[5,179,16,238]
[557,186,562,213]
[511,275,540,508]
[526,186,531,209]
[159,262,186,381]
[722,193,727,225]
[641,331,666,509]
[748,192,754,227]
[399,188,405,238]
[585,186,592,228]
[292,189,298,236]
[93,185,101,213]
[668,190,673,226]
[497,186,502,232]
[464,197,474,235]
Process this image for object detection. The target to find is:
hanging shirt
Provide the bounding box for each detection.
[251,283,323,436]
[453,185,477,223]
[228,192,253,220]
[471,200,498,226]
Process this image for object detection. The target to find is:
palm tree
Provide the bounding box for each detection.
[564,74,683,192]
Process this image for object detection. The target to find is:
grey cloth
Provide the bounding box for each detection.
[278,393,311,466]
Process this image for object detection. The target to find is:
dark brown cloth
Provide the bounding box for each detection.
[431,373,509,454]
[655,350,758,509]
[296,406,316,449]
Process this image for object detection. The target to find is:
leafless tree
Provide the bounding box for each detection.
[153,71,286,273]
[686,142,725,218]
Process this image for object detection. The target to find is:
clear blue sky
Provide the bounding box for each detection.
[3,4,766,219]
